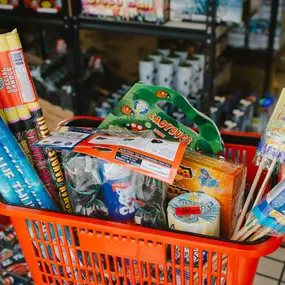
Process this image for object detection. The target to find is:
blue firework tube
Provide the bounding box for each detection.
[0,142,38,208]
[0,158,23,205]
[0,117,58,210]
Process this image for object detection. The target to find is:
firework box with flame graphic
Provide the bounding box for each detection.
[98,82,224,155]
[168,151,246,238]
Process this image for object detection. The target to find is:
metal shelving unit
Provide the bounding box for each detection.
[0,0,249,115]
[226,0,281,95]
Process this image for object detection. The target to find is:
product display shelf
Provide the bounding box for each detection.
[0,8,64,26]
[79,16,228,40]
[0,0,257,117]
[228,0,280,94]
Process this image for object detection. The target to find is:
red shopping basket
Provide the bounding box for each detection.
[0,117,282,285]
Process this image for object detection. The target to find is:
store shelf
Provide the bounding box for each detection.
[0,8,64,26]
[226,41,285,65]
[79,16,228,40]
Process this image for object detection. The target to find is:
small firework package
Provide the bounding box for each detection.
[0,225,32,285]
[251,179,285,237]
[24,0,63,13]
[256,89,285,164]
[40,128,175,229]
[63,152,168,228]
[0,0,19,9]
[98,82,224,155]
[168,151,246,238]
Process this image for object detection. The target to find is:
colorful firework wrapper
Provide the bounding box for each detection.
[0,141,39,208]
[0,116,58,211]
[252,179,285,236]
[0,153,24,206]
[0,224,32,285]
[256,88,285,164]
[0,32,62,202]
[21,107,59,202]
[28,102,73,212]
[0,34,33,163]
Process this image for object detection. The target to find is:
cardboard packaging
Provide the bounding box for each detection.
[168,151,246,238]
[81,0,169,24]
[170,0,243,24]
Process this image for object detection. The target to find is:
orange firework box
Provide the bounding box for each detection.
[168,151,246,238]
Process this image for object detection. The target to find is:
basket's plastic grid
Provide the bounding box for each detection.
[0,139,281,285]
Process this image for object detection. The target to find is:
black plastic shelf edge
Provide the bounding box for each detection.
[79,16,207,40]
[0,10,63,26]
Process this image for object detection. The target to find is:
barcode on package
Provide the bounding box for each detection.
[9,51,36,103]
[57,131,89,139]
[10,51,24,66]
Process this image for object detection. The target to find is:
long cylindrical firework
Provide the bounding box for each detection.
[0,140,39,208]
[0,116,58,210]
[5,29,72,213]
[0,34,32,163]
[0,33,59,201]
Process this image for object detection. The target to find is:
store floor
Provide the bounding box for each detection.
[254,247,285,284]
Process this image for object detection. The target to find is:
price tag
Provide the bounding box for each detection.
[175,206,201,216]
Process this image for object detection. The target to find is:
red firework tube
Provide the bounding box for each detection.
[0,33,58,201]
[5,29,72,213]
[0,34,33,163]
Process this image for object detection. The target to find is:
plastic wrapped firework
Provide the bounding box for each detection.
[246,179,285,240]
[5,29,72,213]
[134,174,168,229]
[63,151,168,229]
[63,152,107,219]
[233,88,285,236]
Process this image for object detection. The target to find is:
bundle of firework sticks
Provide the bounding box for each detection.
[0,29,72,213]
[193,90,285,285]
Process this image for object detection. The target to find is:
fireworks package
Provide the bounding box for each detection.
[38,127,186,229]
[0,225,32,285]
[63,152,168,229]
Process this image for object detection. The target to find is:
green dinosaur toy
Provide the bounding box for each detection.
[98,82,224,155]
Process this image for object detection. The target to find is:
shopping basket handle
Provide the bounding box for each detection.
[78,229,165,264]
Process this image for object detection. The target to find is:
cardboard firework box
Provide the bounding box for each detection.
[81,0,169,24]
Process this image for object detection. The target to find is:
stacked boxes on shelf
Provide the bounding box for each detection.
[0,0,63,12]
[229,0,285,50]
[170,0,260,24]
[81,0,169,23]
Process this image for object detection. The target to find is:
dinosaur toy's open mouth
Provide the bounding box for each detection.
[125,123,146,131]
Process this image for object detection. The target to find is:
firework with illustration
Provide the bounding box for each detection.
[250,179,285,237]
[4,29,72,213]
[0,116,58,210]
[167,192,220,237]
[233,179,285,242]
[98,82,224,155]
[168,151,245,239]
[233,89,285,236]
